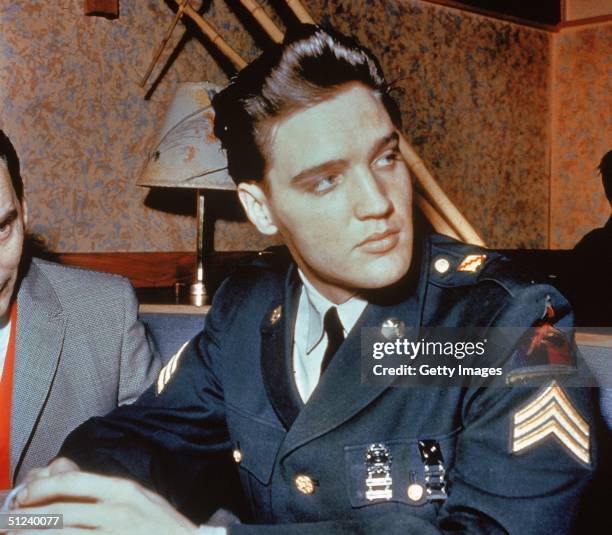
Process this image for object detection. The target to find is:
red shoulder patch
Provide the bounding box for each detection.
[524,322,573,366]
[508,304,576,376]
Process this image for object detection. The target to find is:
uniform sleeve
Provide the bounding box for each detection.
[436,386,598,533]
[59,285,243,523]
[116,279,162,405]
[435,284,600,534]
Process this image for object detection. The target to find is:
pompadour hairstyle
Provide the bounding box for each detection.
[0,129,23,201]
[212,24,401,184]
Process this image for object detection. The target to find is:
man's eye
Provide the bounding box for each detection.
[312,175,338,194]
[374,151,399,169]
[0,222,10,237]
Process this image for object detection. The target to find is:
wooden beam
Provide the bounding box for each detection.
[399,136,484,245]
[238,0,284,43]
[415,193,460,240]
[182,3,247,69]
[140,0,189,87]
[286,0,315,24]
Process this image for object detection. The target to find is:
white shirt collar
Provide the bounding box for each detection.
[0,314,11,380]
[297,270,367,354]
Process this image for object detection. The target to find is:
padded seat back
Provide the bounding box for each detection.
[140,313,205,364]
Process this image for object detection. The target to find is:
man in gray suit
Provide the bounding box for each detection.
[0,129,160,485]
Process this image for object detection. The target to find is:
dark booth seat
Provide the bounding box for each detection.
[140,312,205,364]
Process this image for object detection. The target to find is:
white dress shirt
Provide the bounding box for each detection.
[293,270,367,402]
[0,316,11,380]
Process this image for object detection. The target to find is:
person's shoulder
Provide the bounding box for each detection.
[573,217,612,258]
[426,236,580,382]
[427,234,537,295]
[208,247,291,322]
[425,235,570,327]
[30,257,133,304]
[216,246,291,296]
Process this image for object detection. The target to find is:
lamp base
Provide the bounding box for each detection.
[189,282,207,307]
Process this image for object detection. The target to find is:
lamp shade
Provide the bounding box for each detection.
[138,82,235,190]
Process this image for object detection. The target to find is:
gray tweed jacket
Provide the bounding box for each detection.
[10,258,161,483]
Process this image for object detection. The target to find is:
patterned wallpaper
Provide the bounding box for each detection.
[0,1,607,251]
[0,0,271,252]
[550,23,612,249]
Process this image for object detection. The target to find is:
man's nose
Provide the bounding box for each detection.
[352,167,393,220]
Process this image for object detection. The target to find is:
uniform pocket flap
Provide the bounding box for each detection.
[226,405,285,485]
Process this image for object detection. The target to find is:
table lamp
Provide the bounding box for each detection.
[138,82,235,306]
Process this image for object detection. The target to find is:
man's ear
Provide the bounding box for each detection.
[237,182,279,235]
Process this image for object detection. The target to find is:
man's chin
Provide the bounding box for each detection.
[356,256,417,305]
[360,252,412,285]
[354,269,410,294]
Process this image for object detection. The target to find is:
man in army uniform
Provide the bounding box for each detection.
[11,25,599,534]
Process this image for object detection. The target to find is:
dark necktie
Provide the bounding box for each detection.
[320,307,345,374]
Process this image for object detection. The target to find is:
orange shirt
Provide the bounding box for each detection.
[0,302,17,488]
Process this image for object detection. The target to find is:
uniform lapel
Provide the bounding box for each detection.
[279,238,431,459]
[11,261,66,478]
[260,265,304,429]
[279,296,418,458]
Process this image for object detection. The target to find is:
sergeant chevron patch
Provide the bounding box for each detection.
[156,340,190,394]
[511,380,590,464]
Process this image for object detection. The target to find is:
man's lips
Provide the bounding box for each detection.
[356,229,400,253]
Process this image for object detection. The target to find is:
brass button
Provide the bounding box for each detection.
[294,474,316,495]
[270,305,282,325]
[407,483,424,502]
[434,257,450,274]
[381,318,406,339]
[232,449,242,464]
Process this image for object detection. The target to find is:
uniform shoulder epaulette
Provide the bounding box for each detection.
[428,235,501,288]
[213,246,289,316]
[249,245,292,271]
[221,246,291,287]
[427,234,538,296]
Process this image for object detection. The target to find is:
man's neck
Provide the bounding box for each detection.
[294,267,358,305]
